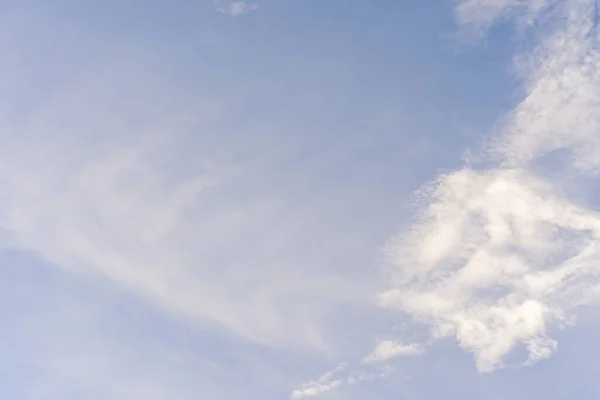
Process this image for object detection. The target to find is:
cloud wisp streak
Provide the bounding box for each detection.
[361,340,424,365]
[0,45,377,364]
[290,363,348,400]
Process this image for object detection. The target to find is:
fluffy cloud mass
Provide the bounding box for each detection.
[380,0,600,372]
[290,1,600,397]
[380,168,600,370]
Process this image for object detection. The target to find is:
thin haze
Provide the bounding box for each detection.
[1,1,599,399]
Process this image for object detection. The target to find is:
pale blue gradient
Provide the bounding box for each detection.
[2,1,594,399]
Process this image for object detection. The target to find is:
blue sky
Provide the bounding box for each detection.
[2,0,600,399]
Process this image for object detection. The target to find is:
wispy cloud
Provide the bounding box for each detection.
[455,0,552,31]
[361,340,424,364]
[215,1,259,16]
[347,364,396,386]
[0,43,374,360]
[291,340,420,398]
[291,363,347,400]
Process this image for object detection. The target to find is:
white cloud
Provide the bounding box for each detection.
[361,340,424,364]
[290,363,348,399]
[377,0,600,373]
[380,168,600,371]
[347,364,396,385]
[290,1,600,395]
[491,1,600,173]
[215,1,258,16]
[455,0,551,33]
[290,345,408,398]
[0,131,341,352]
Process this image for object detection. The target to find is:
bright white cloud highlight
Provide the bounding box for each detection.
[380,168,600,370]
[378,0,600,373]
[362,340,424,364]
[289,1,600,397]
[291,344,409,399]
[290,363,348,399]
